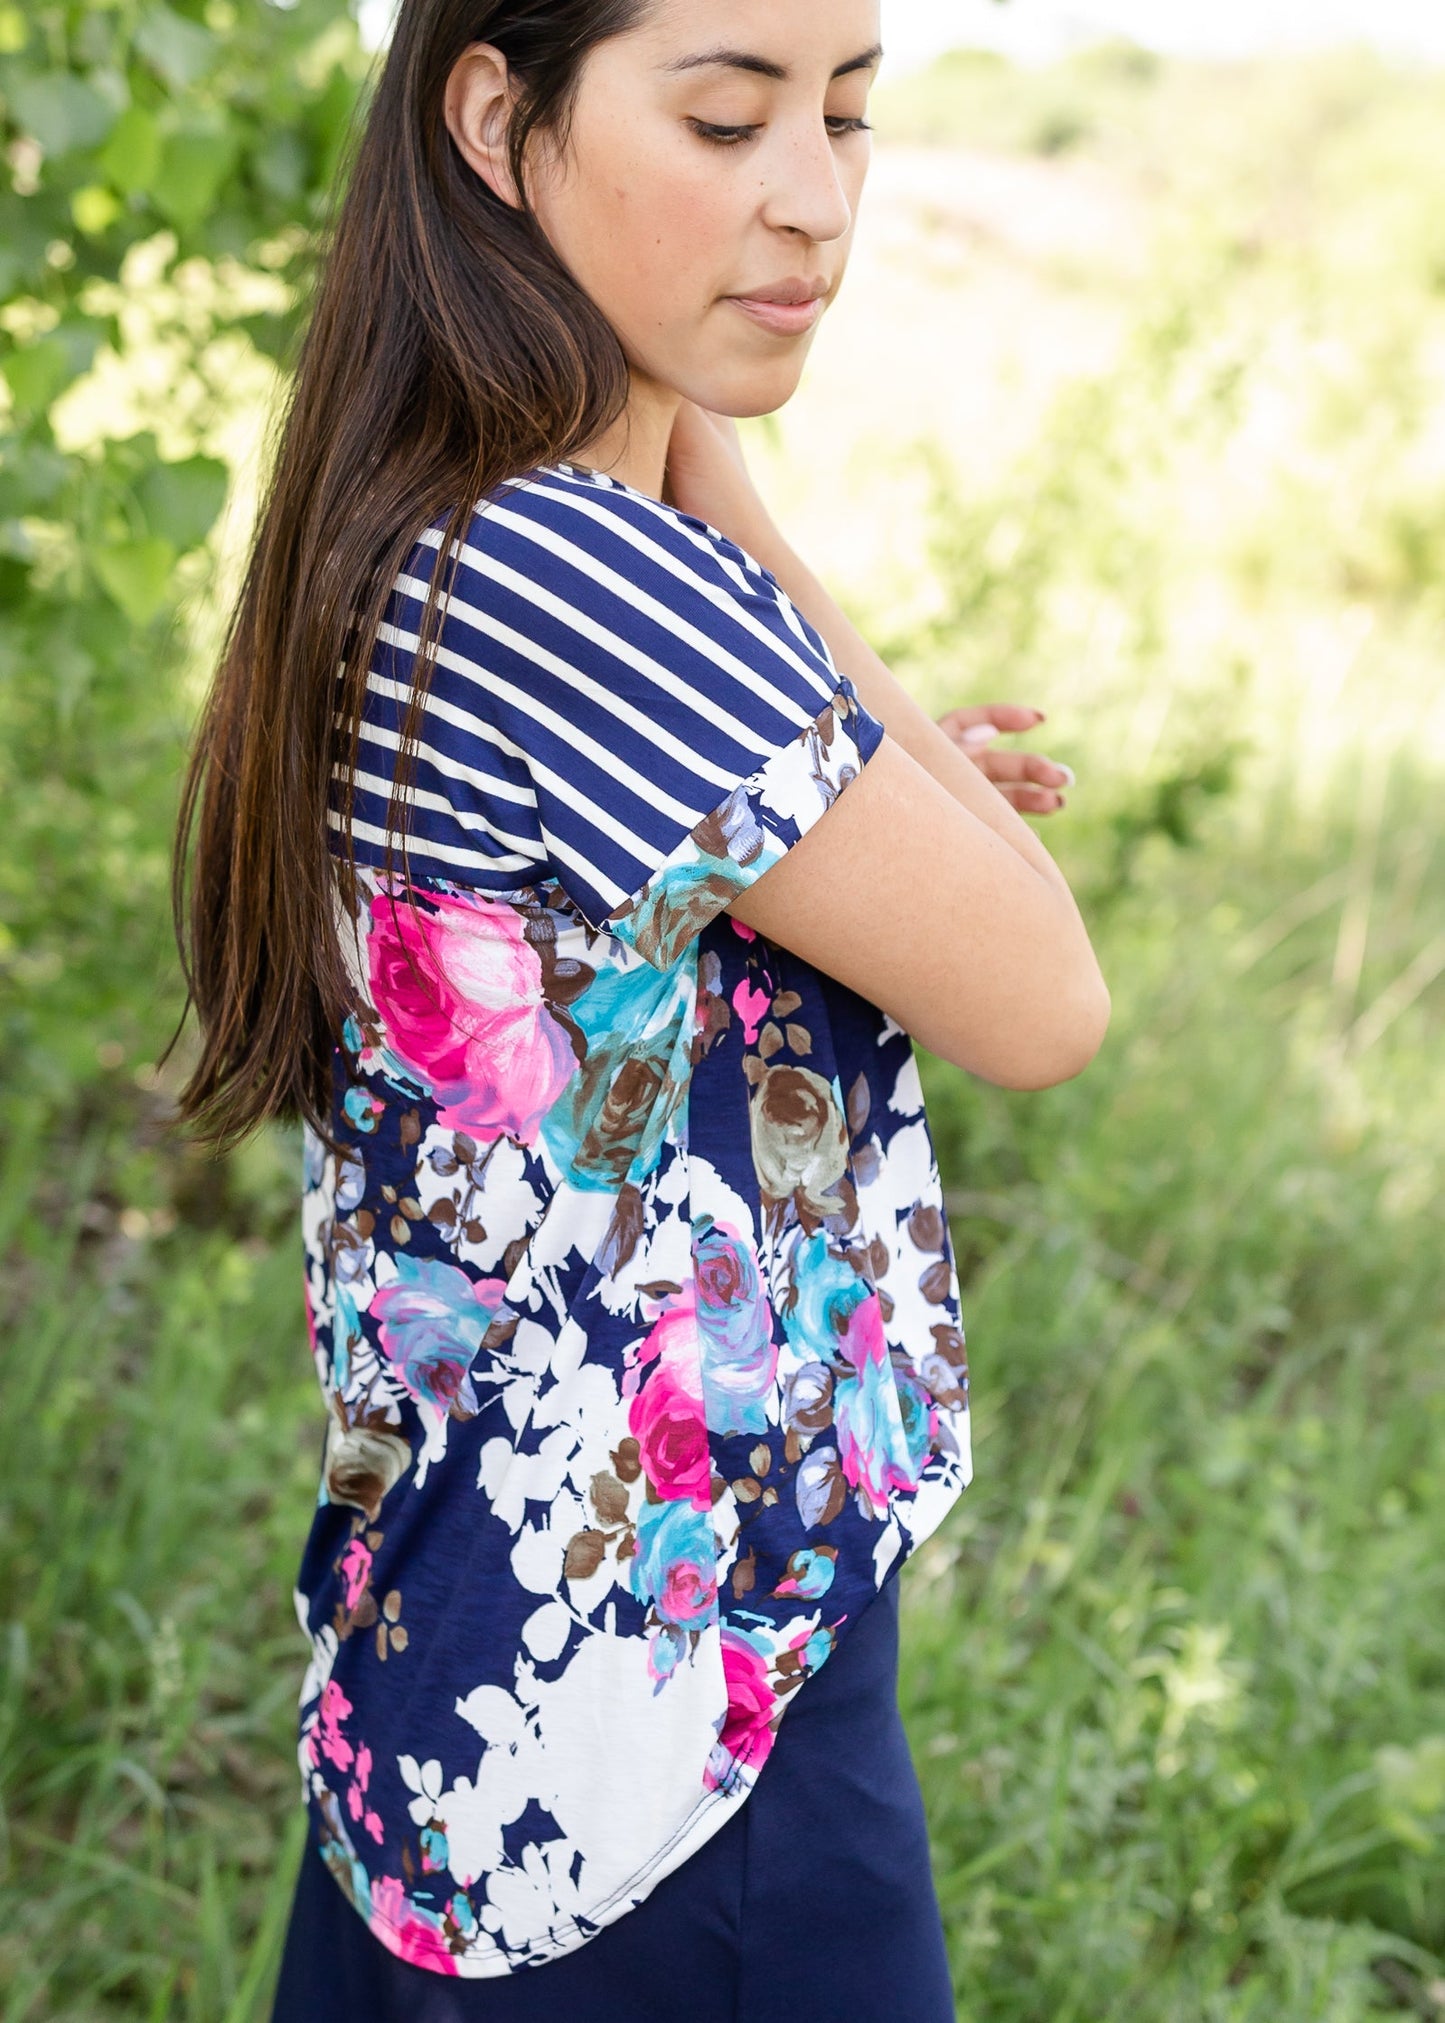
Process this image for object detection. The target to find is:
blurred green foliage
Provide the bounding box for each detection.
[0,4,364,2013]
[0,0,365,1111]
[2,21,1445,2022]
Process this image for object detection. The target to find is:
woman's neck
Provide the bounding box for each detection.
[568,376,679,503]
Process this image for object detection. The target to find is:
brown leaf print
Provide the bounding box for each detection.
[599,1184,645,1274]
[589,1470,630,1525]
[919,1258,953,1305]
[613,862,750,970]
[773,990,803,1018]
[919,1354,967,1413]
[784,1022,812,1055]
[846,1071,871,1138]
[692,798,767,870]
[481,1309,518,1350]
[323,1414,411,1524]
[574,1053,669,1187]
[563,1530,608,1580]
[783,1361,835,1435]
[909,1204,947,1254]
[539,950,596,1008]
[795,1448,848,1528]
[931,1321,969,1369]
[748,1442,772,1477]
[611,1436,642,1483]
[748,1063,850,1222]
[731,1550,757,1599]
[758,1022,784,1061]
[820,1172,859,1236]
[399,1108,421,1147]
[732,1476,762,1503]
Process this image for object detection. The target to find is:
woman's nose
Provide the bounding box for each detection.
[759,119,857,245]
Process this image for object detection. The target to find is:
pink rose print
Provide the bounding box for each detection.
[730,976,771,1044]
[694,1217,776,1437]
[311,1679,355,1773]
[368,886,575,1144]
[704,1629,776,1789]
[345,1741,385,1846]
[369,1254,501,1418]
[370,1875,458,1973]
[628,1290,712,1509]
[833,1294,927,1516]
[339,1537,374,1610]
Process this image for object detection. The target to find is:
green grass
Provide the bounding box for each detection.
[5,42,1445,2022]
[906,781,1445,2017]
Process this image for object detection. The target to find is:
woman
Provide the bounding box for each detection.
[173,0,1108,2014]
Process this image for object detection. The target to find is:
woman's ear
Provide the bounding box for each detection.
[444,43,524,208]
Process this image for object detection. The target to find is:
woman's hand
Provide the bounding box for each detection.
[937,704,1074,815]
[663,401,779,556]
[665,406,1075,817]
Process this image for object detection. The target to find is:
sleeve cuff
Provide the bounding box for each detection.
[603,673,886,973]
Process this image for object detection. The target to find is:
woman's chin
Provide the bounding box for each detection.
[676,359,810,422]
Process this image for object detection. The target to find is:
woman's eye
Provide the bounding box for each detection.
[688,116,873,149]
[689,121,760,147]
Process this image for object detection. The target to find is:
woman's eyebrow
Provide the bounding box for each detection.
[662,44,884,83]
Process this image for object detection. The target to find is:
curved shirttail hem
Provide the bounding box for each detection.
[316,1768,743,1979]
[311,1441,971,1980]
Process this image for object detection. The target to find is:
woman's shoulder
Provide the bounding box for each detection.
[431,460,794,625]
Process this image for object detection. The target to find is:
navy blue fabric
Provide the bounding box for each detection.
[333,461,853,932]
[271,1569,956,2023]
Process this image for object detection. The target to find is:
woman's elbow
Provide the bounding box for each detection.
[998,972,1112,1089]
[923,970,1112,1090]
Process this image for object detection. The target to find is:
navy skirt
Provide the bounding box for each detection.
[271,1567,955,2021]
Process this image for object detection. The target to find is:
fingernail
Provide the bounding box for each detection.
[1055,764,1076,787]
[960,724,1000,747]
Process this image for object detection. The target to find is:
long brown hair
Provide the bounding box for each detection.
[168,0,647,1155]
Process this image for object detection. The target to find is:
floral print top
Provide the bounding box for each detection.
[295,462,973,1976]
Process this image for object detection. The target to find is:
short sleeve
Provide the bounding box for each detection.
[343,466,886,969]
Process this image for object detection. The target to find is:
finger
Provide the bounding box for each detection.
[939,703,1048,739]
[997,784,1066,815]
[976,750,1076,790]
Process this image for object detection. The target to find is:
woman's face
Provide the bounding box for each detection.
[451,0,882,420]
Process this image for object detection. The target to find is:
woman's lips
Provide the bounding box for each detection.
[727,294,826,336]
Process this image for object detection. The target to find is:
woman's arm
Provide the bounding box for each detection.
[664,404,1078,902]
[744,527,1079,902]
[663,404,1110,1091]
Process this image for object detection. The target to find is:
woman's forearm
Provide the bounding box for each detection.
[752,529,1077,898]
